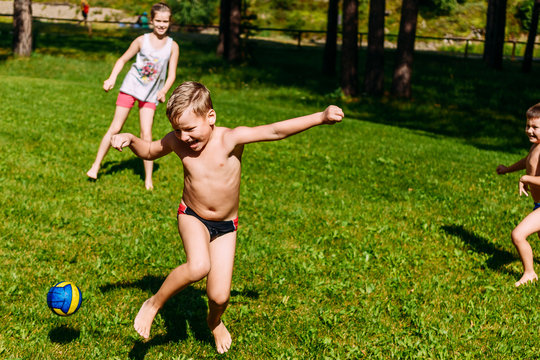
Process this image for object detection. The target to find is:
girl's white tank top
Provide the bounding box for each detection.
[119,33,174,105]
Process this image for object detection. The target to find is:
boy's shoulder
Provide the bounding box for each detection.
[528,143,540,160]
[530,143,540,153]
[212,126,233,141]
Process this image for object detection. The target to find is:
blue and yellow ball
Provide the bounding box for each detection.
[47,281,82,316]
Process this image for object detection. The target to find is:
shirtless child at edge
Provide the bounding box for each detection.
[497,102,540,287]
[110,81,344,353]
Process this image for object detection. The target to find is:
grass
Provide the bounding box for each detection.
[1,21,539,359]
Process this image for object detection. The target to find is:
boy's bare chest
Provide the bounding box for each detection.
[182,149,240,179]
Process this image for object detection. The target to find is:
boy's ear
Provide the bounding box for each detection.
[207,109,216,126]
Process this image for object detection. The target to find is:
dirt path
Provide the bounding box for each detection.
[0,1,137,23]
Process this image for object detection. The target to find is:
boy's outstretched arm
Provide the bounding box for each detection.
[519,175,540,196]
[497,157,527,175]
[111,132,174,160]
[229,105,344,146]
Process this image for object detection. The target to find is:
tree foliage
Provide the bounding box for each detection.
[419,0,464,16]
[169,0,219,25]
[249,0,328,30]
[515,0,534,30]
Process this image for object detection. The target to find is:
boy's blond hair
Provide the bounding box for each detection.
[166,81,214,124]
[526,103,540,120]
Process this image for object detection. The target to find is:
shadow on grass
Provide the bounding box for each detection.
[100,275,259,360]
[101,159,160,182]
[49,325,80,343]
[442,224,518,272]
[100,275,209,359]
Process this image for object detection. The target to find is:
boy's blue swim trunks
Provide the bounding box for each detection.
[534,202,540,211]
[178,203,238,238]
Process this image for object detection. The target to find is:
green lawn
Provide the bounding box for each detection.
[0,22,539,359]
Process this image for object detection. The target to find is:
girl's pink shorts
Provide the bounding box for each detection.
[116,92,156,110]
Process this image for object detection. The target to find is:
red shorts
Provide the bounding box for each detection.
[116,92,156,110]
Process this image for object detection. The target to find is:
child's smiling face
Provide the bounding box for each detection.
[525,117,540,143]
[171,108,216,152]
[152,11,171,37]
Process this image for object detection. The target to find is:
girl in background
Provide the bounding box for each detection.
[87,2,179,190]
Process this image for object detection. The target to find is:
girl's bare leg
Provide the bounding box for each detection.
[87,106,131,179]
[139,107,155,190]
[206,232,237,354]
[511,210,540,287]
[134,215,211,339]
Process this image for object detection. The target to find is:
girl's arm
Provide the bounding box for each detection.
[496,157,527,175]
[103,37,143,92]
[111,132,174,160]
[226,105,344,147]
[156,41,180,103]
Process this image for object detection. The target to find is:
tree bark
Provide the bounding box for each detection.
[323,0,339,76]
[217,0,241,61]
[364,0,385,96]
[228,0,241,61]
[391,0,419,98]
[483,0,507,69]
[523,0,540,72]
[217,0,230,57]
[13,0,32,57]
[341,0,358,97]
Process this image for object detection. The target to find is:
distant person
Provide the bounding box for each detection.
[110,81,344,353]
[80,0,89,26]
[87,3,179,190]
[136,12,150,29]
[496,102,540,287]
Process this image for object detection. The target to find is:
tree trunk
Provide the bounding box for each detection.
[228,0,241,61]
[323,0,339,76]
[217,0,241,61]
[523,0,540,72]
[217,0,230,57]
[341,0,358,97]
[391,0,419,98]
[13,0,32,57]
[483,0,507,69]
[364,0,385,96]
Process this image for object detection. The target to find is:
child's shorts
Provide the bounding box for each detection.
[116,92,156,110]
[177,203,238,238]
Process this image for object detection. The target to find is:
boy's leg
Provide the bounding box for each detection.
[139,107,155,190]
[206,231,237,354]
[511,210,540,287]
[87,106,131,179]
[134,214,211,339]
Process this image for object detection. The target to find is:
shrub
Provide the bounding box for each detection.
[515,0,534,31]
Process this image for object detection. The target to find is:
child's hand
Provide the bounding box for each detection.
[321,105,345,124]
[156,90,166,103]
[103,79,115,92]
[496,164,509,175]
[519,176,530,196]
[111,134,132,151]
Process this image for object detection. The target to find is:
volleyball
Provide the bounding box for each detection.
[47,281,82,316]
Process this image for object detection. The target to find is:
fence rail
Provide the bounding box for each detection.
[1,13,538,60]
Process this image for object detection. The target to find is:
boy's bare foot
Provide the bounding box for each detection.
[86,167,99,180]
[209,320,232,354]
[515,272,538,287]
[134,299,159,339]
